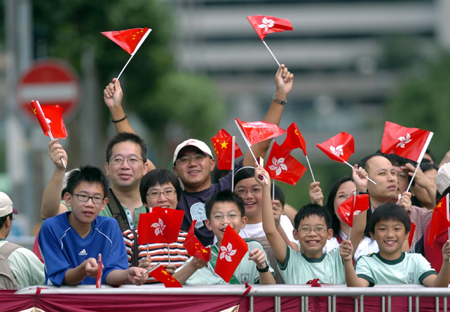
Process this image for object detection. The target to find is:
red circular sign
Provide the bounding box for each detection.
[17,60,80,119]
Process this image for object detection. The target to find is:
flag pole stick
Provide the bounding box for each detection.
[343,161,376,185]
[305,155,315,182]
[348,227,352,242]
[231,136,236,193]
[262,41,280,67]
[117,29,152,80]
[167,243,171,265]
[234,120,268,184]
[48,130,66,168]
[406,132,434,193]
[272,180,275,202]
[447,193,450,263]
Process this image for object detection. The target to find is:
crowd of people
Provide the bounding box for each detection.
[1,64,450,293]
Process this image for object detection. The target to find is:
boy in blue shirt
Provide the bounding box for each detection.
[39,166,148,286]
[343,203,450,287]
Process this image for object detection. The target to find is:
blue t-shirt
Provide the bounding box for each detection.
[178,160,243,246]
[38,212,129,286]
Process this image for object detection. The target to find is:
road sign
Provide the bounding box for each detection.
[17,60,80,119]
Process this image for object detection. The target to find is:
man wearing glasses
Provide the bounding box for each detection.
[104,64,294,246]
[41,133,155,232]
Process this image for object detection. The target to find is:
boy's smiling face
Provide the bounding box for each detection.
[294,215,332,258]
[205,201,247,246]
[371,219,408,260]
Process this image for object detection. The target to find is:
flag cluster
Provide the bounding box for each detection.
[137,207,184,245]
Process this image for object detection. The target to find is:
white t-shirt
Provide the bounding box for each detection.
[239,215,296,242]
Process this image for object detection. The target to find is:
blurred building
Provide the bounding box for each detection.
[168,0,447,162]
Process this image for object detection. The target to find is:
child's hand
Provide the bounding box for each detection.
[165,263,176,275]
[127,267,148,286]
[85,257,101,279]
[339,239,353,263]
[442,240,450,261]
[248,248,267,269]
[309,182,324,206]
[272,200,283,227]
[138,255,151,269]
[191,257,208,269]
[254,166,270,188]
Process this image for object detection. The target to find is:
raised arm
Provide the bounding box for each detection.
[349,167,369,256]
[255,166,288,265]
[40,139,69,219]
[243,65,293,166]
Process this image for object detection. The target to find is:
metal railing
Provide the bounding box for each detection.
[15,284,450,312]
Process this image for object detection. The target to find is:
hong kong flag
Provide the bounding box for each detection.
[138,207,184,245]
[247,16,293,41]
[184,220,211,262]
[316,132,354,163]
[337,193,370,228]
[215,225,248,283]
[428,194,450,246]
[31,101,67,139]
[381,121,433,163]
[265,142,306,186]
[235,118,285,146]
[149,264,182,288]
[101,28,151,55]
[211,129,243,170]
[280,122,307,155]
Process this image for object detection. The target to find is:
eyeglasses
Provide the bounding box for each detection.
[235,187,262,197]
[297,226,327,234]
[211,212,241,222]
[176,154,207,165]
[73,193,105,204]
[147,189,176,199]
[109,156,143,166]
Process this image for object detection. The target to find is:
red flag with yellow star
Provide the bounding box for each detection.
[184,220,211,262]
[101,28,151,55]
[428,194,450,246]
[31,101,67,139]
[149,264,182,287]
[211,129,243,170]
[280,122,307,155]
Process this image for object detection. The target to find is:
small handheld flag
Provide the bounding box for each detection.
[211,129,243,170]
[101,28,152,80]
[95,254,102,288]
[184,220,211,262]
[265,141,306,186]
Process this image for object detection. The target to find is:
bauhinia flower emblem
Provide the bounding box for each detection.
[269,156,288,176]
[258,17,274,32]
[396,133,412,148]
[330,145,344,157]
[219,243,237,262]
[152,218,166,236]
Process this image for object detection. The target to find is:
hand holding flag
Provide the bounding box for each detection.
[149,264,182,288]
[101,27,152,80]
[95,254,103,288]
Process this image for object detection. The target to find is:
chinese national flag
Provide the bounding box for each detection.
[149,265,182,288]
[265,142,306,186]
[316,132,354,163]
[236,118,285,146]
[408,222,416,249]
[428,194,450,246]
[101,28,151,55]
[381,121,433,162]
[337,193,370,227]
[280,122,307,155]
[184,220,211,262]
[137,207,184,245]
[247,15,293,41]
[95,254,102,288]
[31,101,68,139]
[211,129,243,170]
[215,225,248,283]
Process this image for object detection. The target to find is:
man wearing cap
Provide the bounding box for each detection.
[0,192,45,289]
[104,65,294,246]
